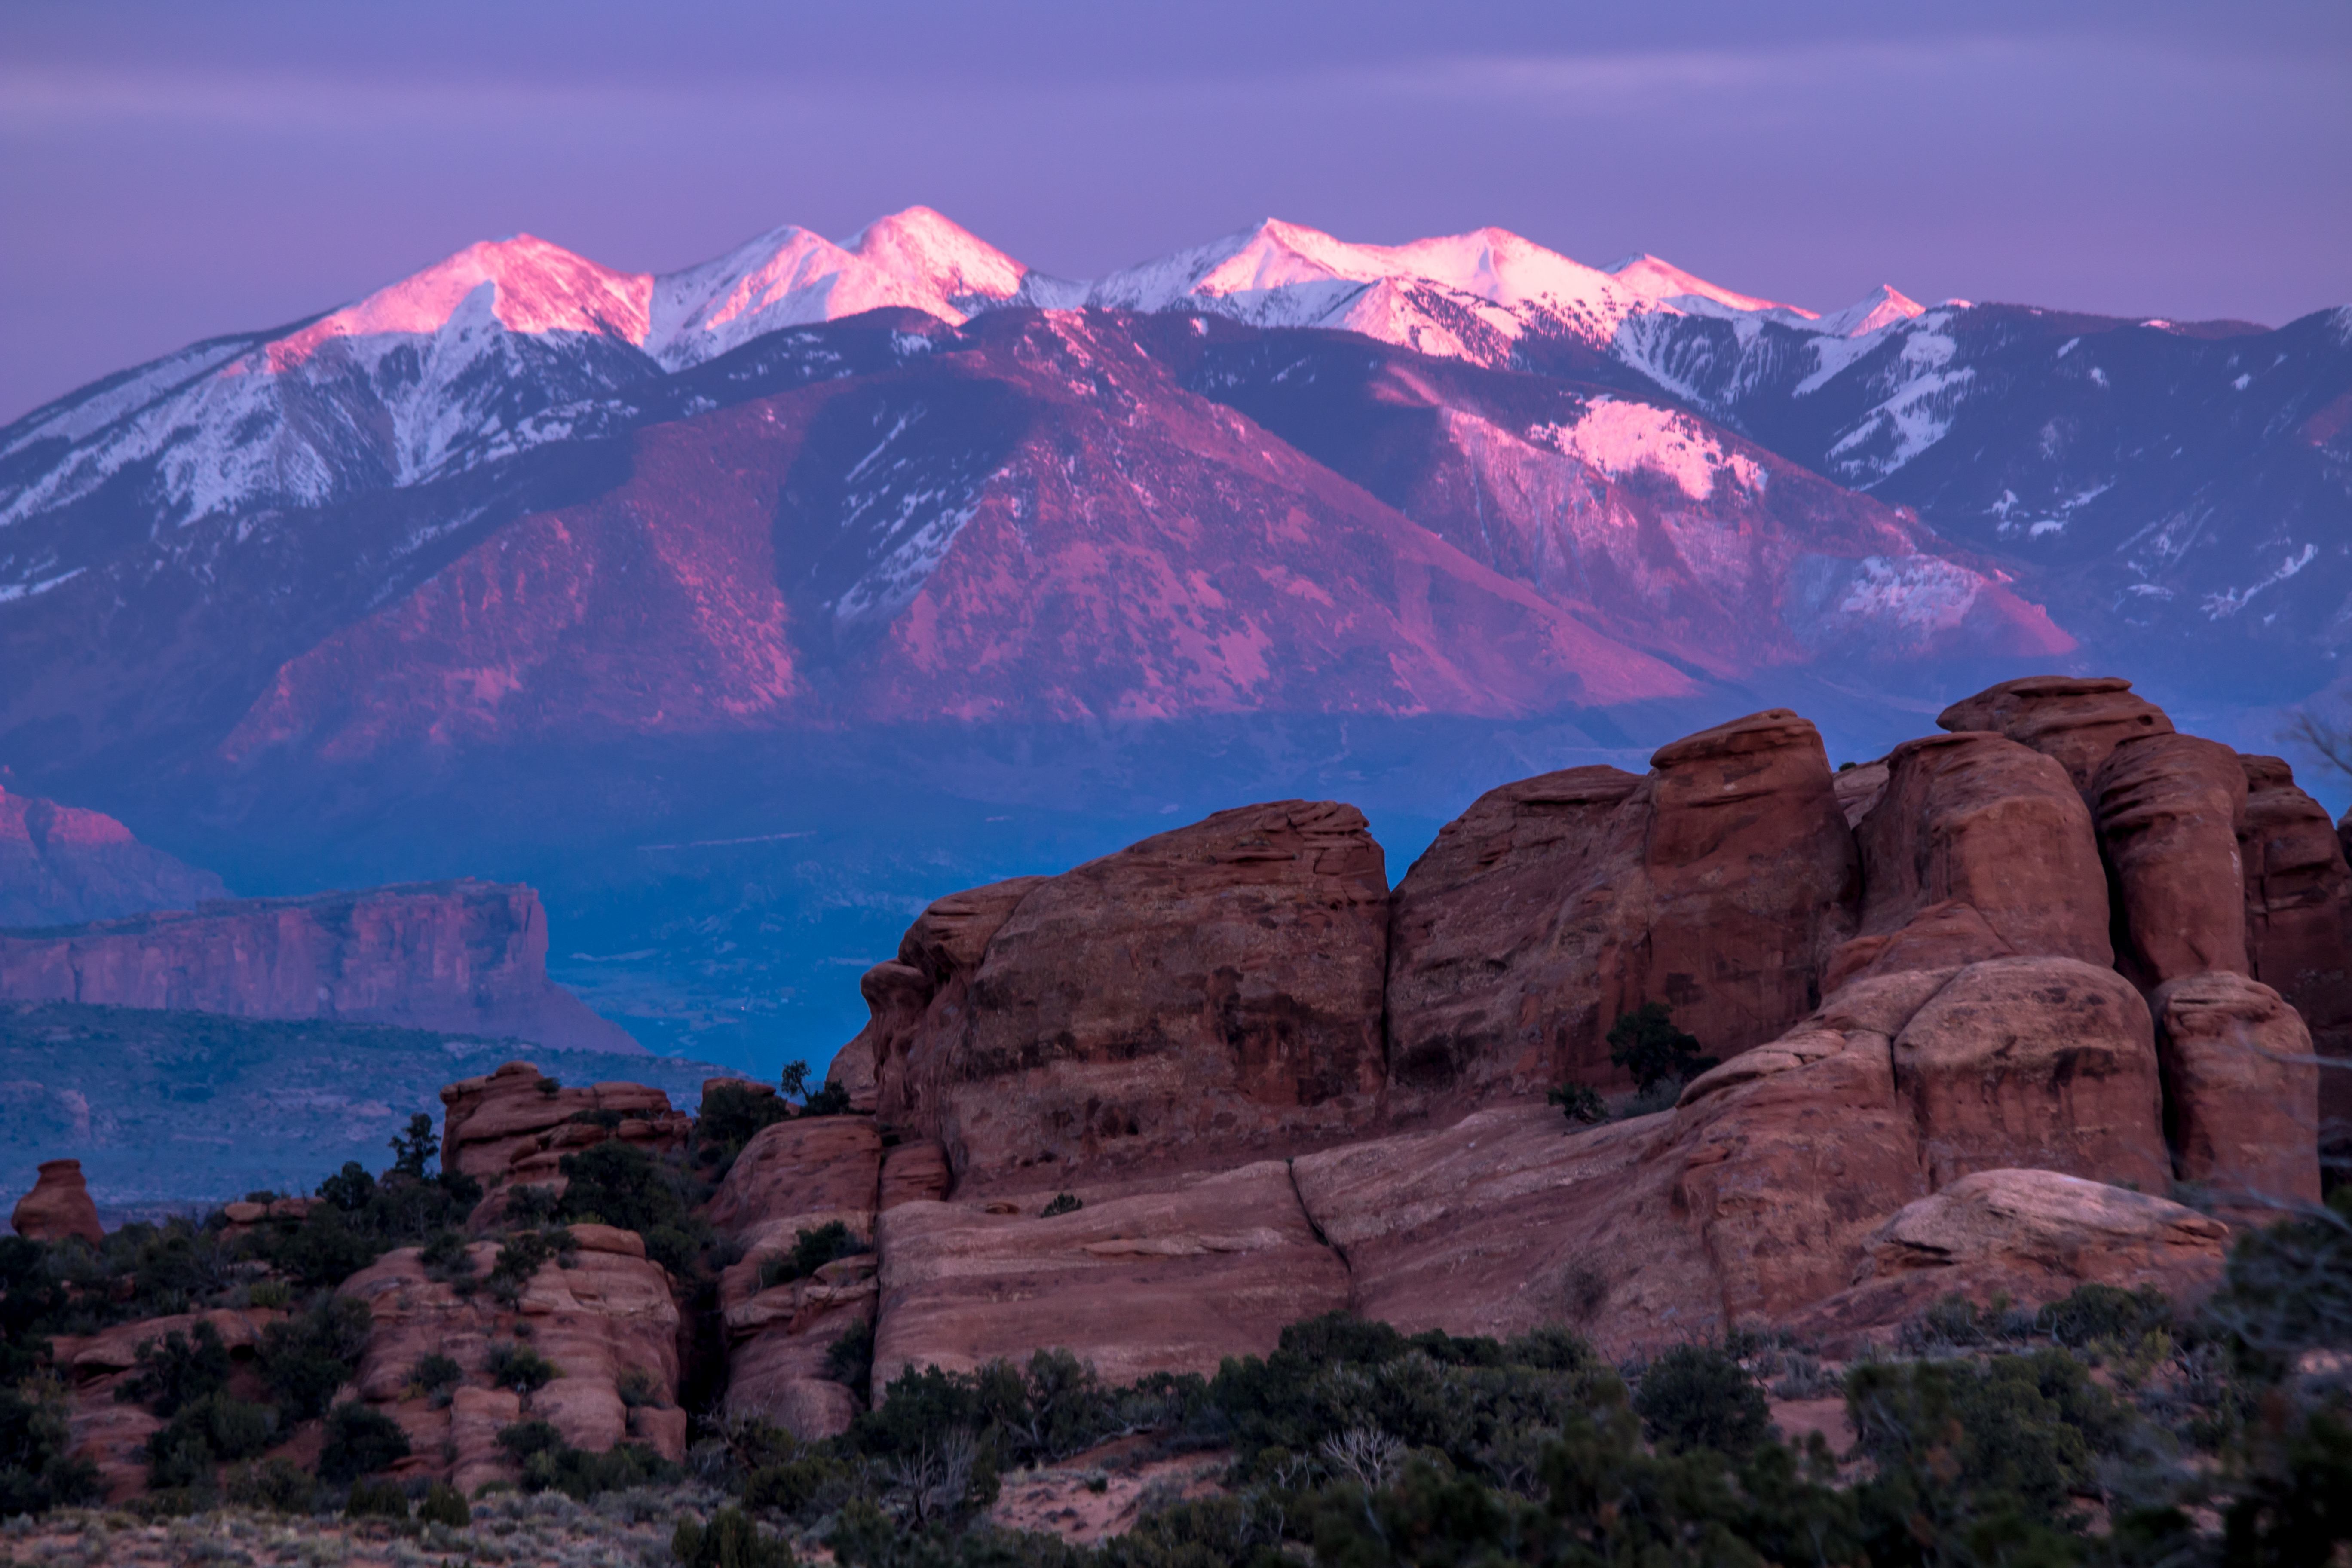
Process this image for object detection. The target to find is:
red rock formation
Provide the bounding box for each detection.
[1936,674,2175,796]
[899,803,1390,1191]
[1891,958,2168,1193]
[2093,735,2250,986]
[10,1157,102,1245]
[0,880,635,1054]
[439,1060,689,1196]
[0,784,227,928]
[2238,756,2352,1155]
[1834,732,2110,986]
[871,1160,1350,1389]
[1784,1169,2229,1349]
[51,1307,282,1502]
[1384,710,1856,1106]
[866,877,1049,1133]
[2150,971,2320,1207]
[338,1223,684,1494]
[704,1116,883,1438]
[880,1142,952,1212]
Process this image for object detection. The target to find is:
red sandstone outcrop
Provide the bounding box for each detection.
[2094,735,2250,986]
[2238,755,2352,1153]
[865,877,1049,1129]
[439,1060,689,1199]
[1891,958,2169,1192]
[50,1308,283,1501]
[1833,732,2110,987]
[896,803,1391,1191]
[10,1157,102,1245]
[1384,710,1856,1105]
[871,1160,1350,1390]
[1936,674,2175,795]
[1787,1170,2230,1348]
[338,1222,683,1494]
[704,1116,884,1437]
[2150,971,2320,1206]
[0,784,228,928]
[0,879,636,1053]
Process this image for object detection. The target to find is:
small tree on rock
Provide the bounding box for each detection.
[1607,1003,1717,1096]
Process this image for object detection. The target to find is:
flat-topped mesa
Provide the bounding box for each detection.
[1936,674,2176,796]
[1384,708,1856,1107]
[0,879,636,1054]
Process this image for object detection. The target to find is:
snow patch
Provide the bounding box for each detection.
[1527,399,1765,500]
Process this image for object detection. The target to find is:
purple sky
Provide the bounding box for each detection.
[4,0,2348,423]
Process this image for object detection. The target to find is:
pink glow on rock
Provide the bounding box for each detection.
[0,786,137,848]
[266,236,653,370]
[1604,253,1818,319]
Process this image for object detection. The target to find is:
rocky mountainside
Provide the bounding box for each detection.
[0,781,225,927]
[0,880,636,1054]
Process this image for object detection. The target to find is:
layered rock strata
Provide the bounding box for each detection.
[0,880,635,1053]
[337,1223,685,1495]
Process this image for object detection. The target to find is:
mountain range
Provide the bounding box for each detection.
[2,207,2345,1069]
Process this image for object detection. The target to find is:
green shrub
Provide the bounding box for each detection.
[317,1400,412,1484]
[417,1478,471,1527]
[411,1351,465,1397]
[224,1456,315,1514]
[0,1386,103,1517]
[144,1391,276,1485]
[259,1294,373,1421]
[388,1112,442,1179]
[696,1083,793,1160]
[1040,1193,1083,1217]
[1548,1084,1606,1125]
[2039,1282,2173,1348]
[344,1476,410,1519]
[483,1341,560,1393]
[758,1221,870,1289]
[555,1142,715,1275]
[116,1320,232,1415]
[674,1504,797,1566]
[799,1082,853,1118]
[1634,1344,1770,1455]
[1606,1002,1717,1094]
[826,1317,875,1390]
[496,1418,681,1499]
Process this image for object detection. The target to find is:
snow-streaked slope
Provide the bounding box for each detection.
[1075,219,1666,364]
[1605,253,1819,324]
[649,206,1028,369]
[0,210,1035,584]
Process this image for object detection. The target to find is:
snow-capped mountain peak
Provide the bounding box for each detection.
[648,207,1030,370]
[269,235,652,370]
[1604,253,1819,321]
[1814,284,1927,339]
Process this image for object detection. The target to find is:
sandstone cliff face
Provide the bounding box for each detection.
[892,804,1391,1192]
[796,672,2340,1380]
[0,784,228,928]
[338,1224,685,1494]
[0,879,636,1054]
[1382,709,1857,1107]
[2238,755,2352,1157]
